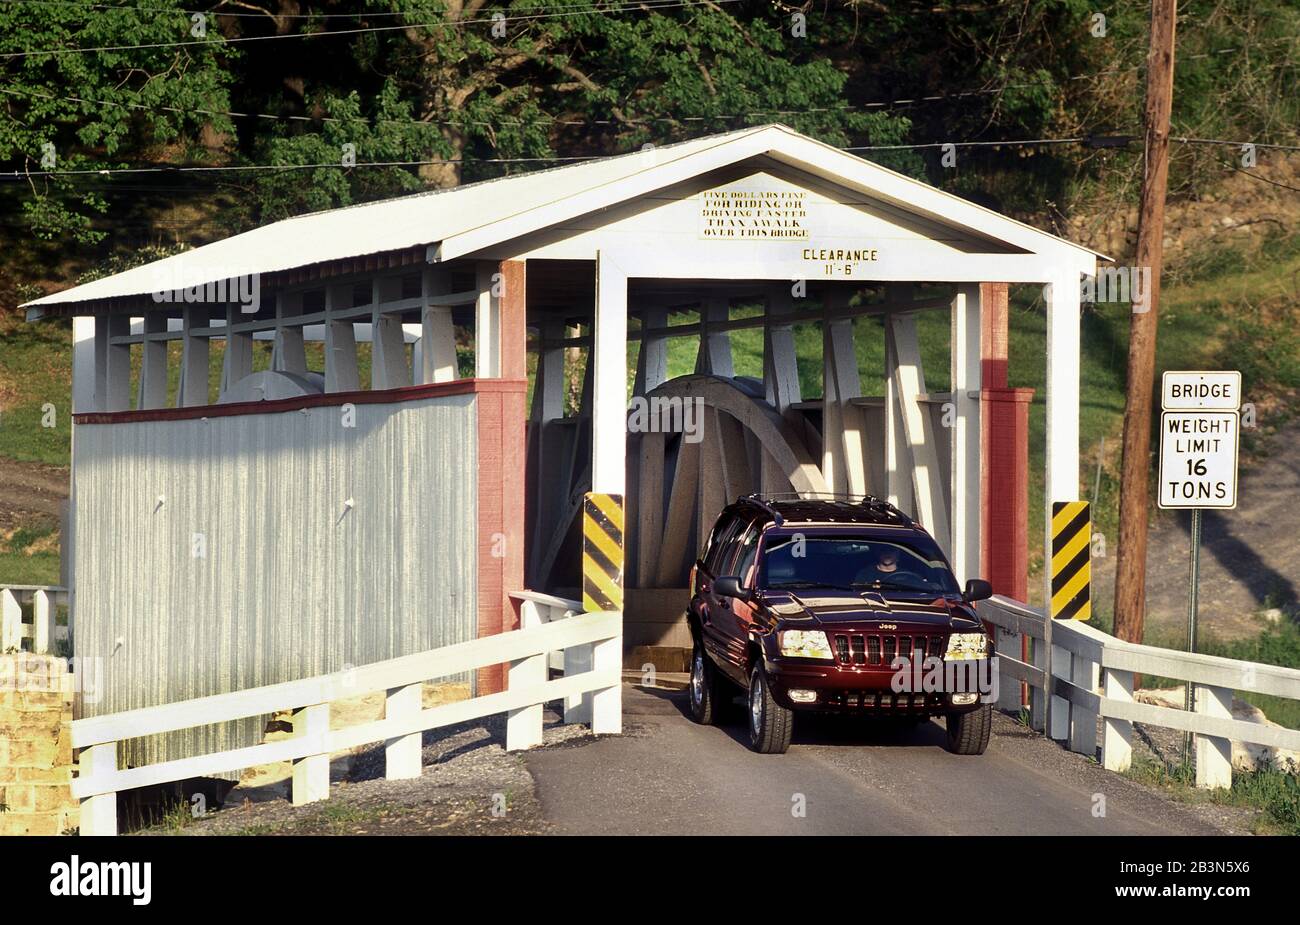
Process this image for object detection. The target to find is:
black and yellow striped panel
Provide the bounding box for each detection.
[582,492,624,612]
[1050,500,1091,621]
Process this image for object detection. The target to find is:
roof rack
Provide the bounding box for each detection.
[739,494,784,526]
[744,491,914,527]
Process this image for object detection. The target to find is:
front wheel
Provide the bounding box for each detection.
[747,663,793,754]
[945,704,992,755]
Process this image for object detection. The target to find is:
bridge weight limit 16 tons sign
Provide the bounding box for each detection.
[1158,371,1241,510]
[1157,371,1241,733]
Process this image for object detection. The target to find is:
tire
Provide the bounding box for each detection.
[688,640,729,726]
[945,703,992,755]
[747,662,793,754]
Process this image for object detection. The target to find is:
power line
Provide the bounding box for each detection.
[0,0,740,59]
[7,133,1298,181]
[6,0,452,18]
[6,45,1295,132]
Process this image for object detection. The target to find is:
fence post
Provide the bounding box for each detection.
[384,683,422,779]
[1194,684,1233,790]
[591,631,622,735]
[291,702,330,806]
[78,742,118,836]
[1068,652,1100,756]
[1049,643,1070,741]
[564,643,594,724]
[995,627,1023,714]
[506,651,546,751]
[1101,667,1133,773]
[1028,636,1047,733]
[33,590,54,655]
[1,588,22,652]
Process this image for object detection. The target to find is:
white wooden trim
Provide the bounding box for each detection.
[1044,275,1081,607]
[592,251,628,494]
[979,595,1300,788]
[70,612,623,833]
[420,268,459,384]
[948,284,981,585]
[72,610,621,748]
[474,262,500,378]
[72,316,96,414]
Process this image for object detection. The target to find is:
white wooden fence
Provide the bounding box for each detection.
[981,594,1300,789]
[1,585,71,654]
[72,609,622,835]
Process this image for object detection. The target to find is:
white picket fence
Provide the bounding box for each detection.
[0,585,72,654]
[980,594,1300,789]
[72,609,623,835]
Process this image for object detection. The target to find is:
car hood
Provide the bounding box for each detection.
[757,589,982,632]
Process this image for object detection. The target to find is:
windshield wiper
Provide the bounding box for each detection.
[852,580,931,592]
[767,581,857,592]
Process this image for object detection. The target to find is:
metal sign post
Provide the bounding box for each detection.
[1157,371,1240,768]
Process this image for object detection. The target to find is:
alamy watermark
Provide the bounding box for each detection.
[626,395,704,443]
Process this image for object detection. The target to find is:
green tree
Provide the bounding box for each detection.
[0,1,237,242]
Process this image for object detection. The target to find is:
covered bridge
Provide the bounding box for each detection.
[24,123,1100,763]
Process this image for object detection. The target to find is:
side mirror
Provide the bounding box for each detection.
[713,576,749,600]
[964,578,993,602]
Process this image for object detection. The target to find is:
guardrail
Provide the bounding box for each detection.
[511,590,593,723]
[1,585,72,655]
[979,594,1300,790]
[72,610,622,835]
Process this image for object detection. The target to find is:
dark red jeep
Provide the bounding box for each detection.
[687,494,996,755]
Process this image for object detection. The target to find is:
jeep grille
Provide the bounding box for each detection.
[832,632,947,667]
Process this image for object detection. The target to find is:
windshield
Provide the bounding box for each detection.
[758,535,959,595]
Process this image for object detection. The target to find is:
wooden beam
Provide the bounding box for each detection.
[324,285,360,393]
[420,268,459,384]
[371,276,409,390]
[889,313,950,548]
[763,284,802,415]
[272,290,308,376]
[179,304,211,407]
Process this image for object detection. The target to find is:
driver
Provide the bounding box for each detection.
[854,546,902,585]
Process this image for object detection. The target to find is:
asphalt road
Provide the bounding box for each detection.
[525,684,1238,836]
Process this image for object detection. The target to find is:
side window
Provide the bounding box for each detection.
[732,523,762,585]
[704,516,744,575]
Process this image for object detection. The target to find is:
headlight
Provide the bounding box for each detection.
[945,633,990,660]
[779,630,834,660]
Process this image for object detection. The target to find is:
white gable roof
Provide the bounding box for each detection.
[25,124,1101,312]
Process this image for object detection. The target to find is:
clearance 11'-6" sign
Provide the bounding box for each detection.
[1157,371,1241,510]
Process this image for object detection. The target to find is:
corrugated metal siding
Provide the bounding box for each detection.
[72,393,478,770]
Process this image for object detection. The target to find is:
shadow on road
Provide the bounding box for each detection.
[644,683,951,750]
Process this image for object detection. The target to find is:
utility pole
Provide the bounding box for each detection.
[1114,0,1178,644]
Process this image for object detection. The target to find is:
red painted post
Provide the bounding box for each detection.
[475,260,528,696]
[980,388,1035,602]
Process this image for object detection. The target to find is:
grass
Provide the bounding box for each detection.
[1126,754,1300,836]
[0,522,61,585]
